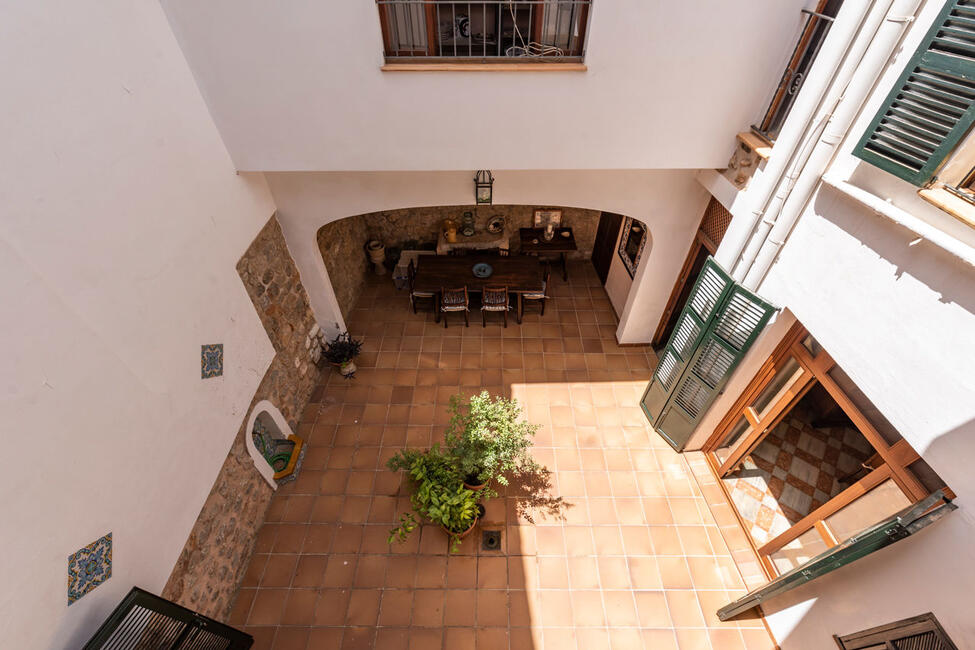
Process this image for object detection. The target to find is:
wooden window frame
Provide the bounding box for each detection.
[834,612,958,649]
[702,322,948,579]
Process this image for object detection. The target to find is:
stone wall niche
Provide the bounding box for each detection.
[245,400,297,489]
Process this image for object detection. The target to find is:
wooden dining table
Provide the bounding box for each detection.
[519,227,577,280]
[413,254,544,323]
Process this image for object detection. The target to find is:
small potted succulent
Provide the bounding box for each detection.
[323,331,362,377]
[444,391,540,495]
[387,445,482,552]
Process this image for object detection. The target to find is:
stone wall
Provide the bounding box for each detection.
[317,204,603,320]
[317,215,370,324]
[162,215,322,620]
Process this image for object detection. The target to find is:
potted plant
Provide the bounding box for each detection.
[323,331,362,376]
[387,445,482,552]
[444,391,540,495]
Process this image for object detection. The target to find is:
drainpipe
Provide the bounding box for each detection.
[716,0,875,274]
[740,0,924,289]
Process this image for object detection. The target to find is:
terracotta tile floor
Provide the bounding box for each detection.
[231,261,776,650]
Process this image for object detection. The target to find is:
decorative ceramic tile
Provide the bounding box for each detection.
[201,344,224,378]
[722,412,874,545]
[68,533,112,605]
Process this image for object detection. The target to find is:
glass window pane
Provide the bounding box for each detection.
[714,416,752,465]
[751,357,804,420]
[801,334,822,357]
[768,527,829,574]
[825,480,912,543]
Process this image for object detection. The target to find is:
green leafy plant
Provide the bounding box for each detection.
[444,391,540,491]
[322,331,362,365]
[386,445,479,552]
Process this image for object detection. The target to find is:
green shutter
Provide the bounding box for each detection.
[641,258,775,452]
[641,259,733,425]
[853,0,975,186]
[718,492,955,621]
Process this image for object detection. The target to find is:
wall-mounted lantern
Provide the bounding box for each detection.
[474,170,494,205]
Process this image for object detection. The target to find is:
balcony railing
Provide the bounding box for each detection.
[376,0,591,63]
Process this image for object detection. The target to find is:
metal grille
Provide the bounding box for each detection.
[700,198,732,247]
[673,374,711,419]
[713,291,767,350]
[83,588,251,650]
[691,340,736,388]
[688,266,729,321]
[377,0,591,61]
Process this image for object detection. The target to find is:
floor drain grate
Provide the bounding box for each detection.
[481,529,502,551]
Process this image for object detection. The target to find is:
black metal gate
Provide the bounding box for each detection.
[82,587,253,650]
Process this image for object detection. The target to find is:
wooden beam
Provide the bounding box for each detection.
[702,322,807,452]
[717,368,815,476]
[814,520,839,548]
[759,465,891,556]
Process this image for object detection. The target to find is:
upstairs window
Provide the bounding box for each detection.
[376,1,591,64]
[754,1,844,142]
[853,0,975,229]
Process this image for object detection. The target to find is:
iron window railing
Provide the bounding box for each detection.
[376,0,591,62]
[753,2,843,142]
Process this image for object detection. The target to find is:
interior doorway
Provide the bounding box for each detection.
[703,322,952,578]
[653,197,732,347]
[591,211,623,284]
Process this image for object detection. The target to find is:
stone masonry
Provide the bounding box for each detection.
[162,215,323,620]
[317,204,604,321]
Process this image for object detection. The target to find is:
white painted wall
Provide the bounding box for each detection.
[0,2,277,648]
[264,170,708,343]
[690,1,975,644]
[159,0,808,172]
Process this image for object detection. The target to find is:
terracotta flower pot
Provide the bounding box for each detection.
[442,515,478,540]
[463,473,488,492]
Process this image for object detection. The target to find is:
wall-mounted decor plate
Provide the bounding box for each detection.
[487,216,506,234]
[472,263,493,278]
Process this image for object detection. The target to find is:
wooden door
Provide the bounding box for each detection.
[592,211,623,285]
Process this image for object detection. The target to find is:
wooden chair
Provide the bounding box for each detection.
[440,286,469,328]
[407,259,436,314]
[521,267,550,316]
[480,285,510,327]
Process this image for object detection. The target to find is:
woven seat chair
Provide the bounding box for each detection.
[407,259,436,314]
[481,285,510,327]
[522,267,550,316]
[440,286,469,328]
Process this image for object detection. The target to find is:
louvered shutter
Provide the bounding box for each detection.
[641,258,775,451]
[853,0,975,185]
[720,493,956,623]
[641,259,733,426]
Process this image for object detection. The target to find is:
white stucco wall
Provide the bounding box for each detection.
[0,2,277,648]
[159,0,808,171]
[264,170,708,344]
[688,1,975,643]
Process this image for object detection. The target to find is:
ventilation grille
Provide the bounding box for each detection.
[893,631,943,650]
[714,291,768,350]
[688,266,730,321]
[700,197,732,247]
[691,340,736,388]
